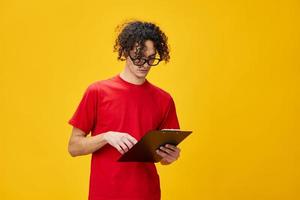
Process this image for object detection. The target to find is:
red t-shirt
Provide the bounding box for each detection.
[68,74,180,200]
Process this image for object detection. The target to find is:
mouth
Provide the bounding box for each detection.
[138,69,148,73]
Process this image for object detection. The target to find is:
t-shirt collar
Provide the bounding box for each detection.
[116,73,149,88]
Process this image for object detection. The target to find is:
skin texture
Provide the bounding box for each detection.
[119,40,155,84]
[120,40,181,165]
[68,40,180,165]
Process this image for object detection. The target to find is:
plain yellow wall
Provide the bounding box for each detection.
[1,0,299,199]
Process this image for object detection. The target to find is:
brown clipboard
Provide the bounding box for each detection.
[117,129,192,163]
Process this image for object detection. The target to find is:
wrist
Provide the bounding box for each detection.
[101,131,110,144]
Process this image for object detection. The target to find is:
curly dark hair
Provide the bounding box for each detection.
[113,20,170,63]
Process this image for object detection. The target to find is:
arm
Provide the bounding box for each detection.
[68,127,107,157]
[68,127,138,157]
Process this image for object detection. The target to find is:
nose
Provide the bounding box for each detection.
[142,62,150,68]
[138,62,149,69]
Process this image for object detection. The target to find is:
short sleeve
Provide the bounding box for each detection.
[68,84,98,135]
[158,97,180,130]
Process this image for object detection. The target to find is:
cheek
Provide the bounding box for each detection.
[126,59,136,69]
[126,58,143,73]
[126,58,132,66]
[128,63,139,73]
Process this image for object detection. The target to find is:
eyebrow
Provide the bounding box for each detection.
[143,53,157,58]
[133,50,157,58]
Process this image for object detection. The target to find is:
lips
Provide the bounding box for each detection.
[138,70,148,73]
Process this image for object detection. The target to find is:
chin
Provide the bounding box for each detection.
[135,71,149,78]
[135,74,147,79]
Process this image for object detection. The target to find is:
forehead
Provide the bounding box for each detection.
[133,40,156,55]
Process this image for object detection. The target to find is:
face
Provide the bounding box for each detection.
[125,40,157,79]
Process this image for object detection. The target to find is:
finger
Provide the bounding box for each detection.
[156,149,173,159]
[117,141,129,153]
[114,144,125,154]
[123,133,137,145]
[165,144,180,151]
[160,155,176,164]
[156,149,166,157]
[159,147,180,160]
[121,137,134,149]
[159,146,175,155]
[125,134,138,145]
[165,146,180,155]
[160,146,179,158]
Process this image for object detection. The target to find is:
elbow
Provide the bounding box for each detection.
[68,146,77,157]
[69,151,77,157]
[68,134,87,157]
[68,143,81,157]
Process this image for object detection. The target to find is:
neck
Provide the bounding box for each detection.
[120,65,146,85]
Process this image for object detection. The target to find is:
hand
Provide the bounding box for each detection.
[156,144,181,165]
[103,131,137,154]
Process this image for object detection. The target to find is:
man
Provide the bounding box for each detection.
[68,20,181,200]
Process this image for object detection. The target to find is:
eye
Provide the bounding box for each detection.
[141,55,156,60]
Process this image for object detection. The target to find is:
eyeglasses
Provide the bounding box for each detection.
[128,52,162,67]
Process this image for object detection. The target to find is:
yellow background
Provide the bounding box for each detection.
[1,0,299,199]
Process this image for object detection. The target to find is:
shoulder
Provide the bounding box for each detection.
[85,76,115,92]
[147,81,173,102]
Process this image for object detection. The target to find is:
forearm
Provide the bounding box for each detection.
[69,133,107,157]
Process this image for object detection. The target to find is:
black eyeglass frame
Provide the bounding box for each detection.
[128,52,162,67]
